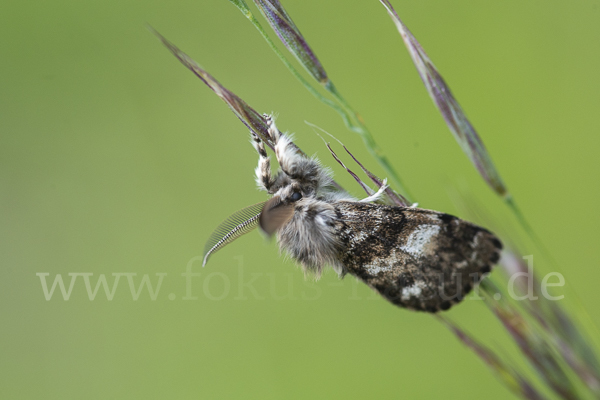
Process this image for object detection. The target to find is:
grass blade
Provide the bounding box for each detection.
[438,315,547,400]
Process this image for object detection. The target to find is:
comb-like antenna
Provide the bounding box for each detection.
[203,202,266,266]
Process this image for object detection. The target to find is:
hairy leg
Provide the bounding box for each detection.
[250,130,274,192]
[264,114,321,183]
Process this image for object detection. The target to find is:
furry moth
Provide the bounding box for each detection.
[203,115,502,312]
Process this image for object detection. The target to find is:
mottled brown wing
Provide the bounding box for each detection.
[333,202,502,312]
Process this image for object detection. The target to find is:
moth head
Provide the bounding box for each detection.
[272,180,307,201]
[272,159,334,197]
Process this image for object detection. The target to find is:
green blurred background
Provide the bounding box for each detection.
[2,0,599,398]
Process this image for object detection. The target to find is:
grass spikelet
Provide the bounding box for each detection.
[379,0,507,198]
[148,26,272,147]
[307,122,410,207]
[498,251,600,395]
[252,0,328,85]
[482,282,579,399]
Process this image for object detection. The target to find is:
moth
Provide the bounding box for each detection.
[203,115,502,312]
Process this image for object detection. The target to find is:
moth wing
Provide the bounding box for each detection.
[335,202,502,312]
[202,202,266,266]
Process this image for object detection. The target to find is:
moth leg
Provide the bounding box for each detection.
[359,179,388,203]
[264,114,311,180]
[250,130,275,192]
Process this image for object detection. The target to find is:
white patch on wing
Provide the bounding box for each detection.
[401,282,425,300]
[364,264,392,275]
[426,214,439,222]
[470,232,481,248]
[400,224,440,257]
[354,231,368,241]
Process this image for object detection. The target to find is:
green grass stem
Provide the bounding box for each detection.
[228,0,414,201]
